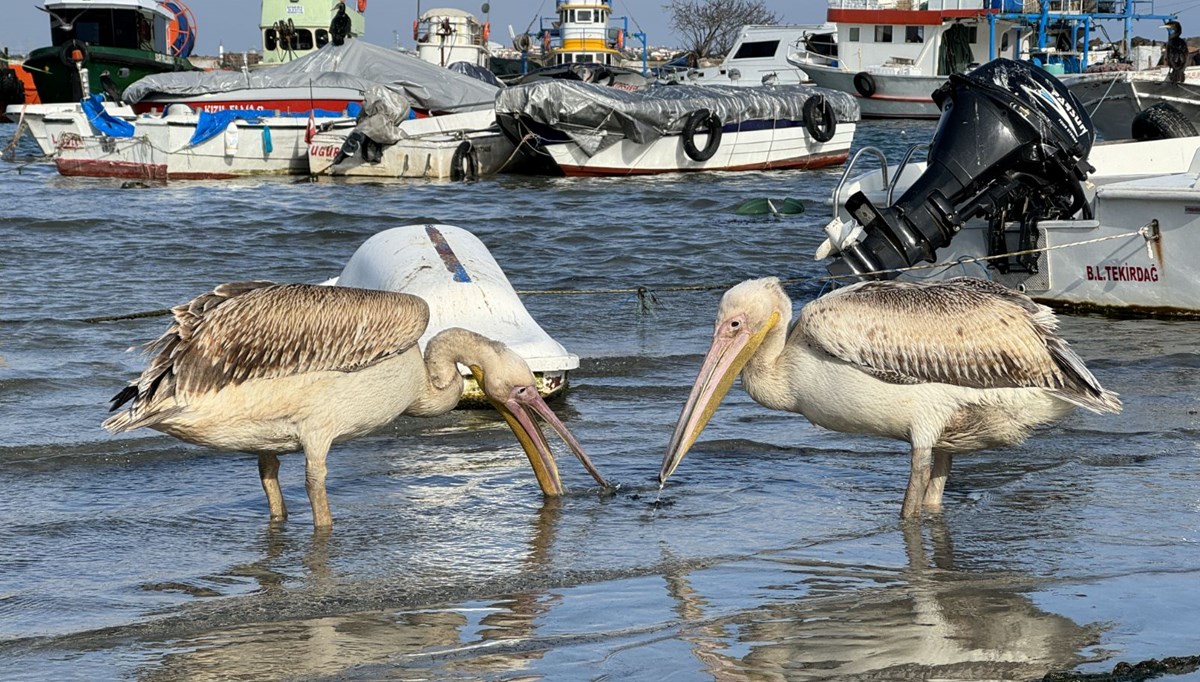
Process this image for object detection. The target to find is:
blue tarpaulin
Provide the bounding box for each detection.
[82,95,134,138]
[188,110,266,146]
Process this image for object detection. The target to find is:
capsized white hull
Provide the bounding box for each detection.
[53,110,355,180]
[800,62,942,119]
[544,120,855,176]
[828,136,1200,316]
[329,224,578,400]
[308,110,517,178]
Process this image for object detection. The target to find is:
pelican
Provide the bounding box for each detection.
[104,281,609,528]
[660,277,1121,518]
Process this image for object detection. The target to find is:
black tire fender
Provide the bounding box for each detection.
[852,71,876,97]
[451,140,478,180]
[681,109,722,162]
[1131,102,1198,141]
[802,96,837,143]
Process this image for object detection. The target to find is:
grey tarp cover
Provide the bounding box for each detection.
[123,40,499,113]
[355,85,411,145]
[494,80,859,155]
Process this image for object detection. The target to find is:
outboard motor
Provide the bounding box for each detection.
[829,58,1095,280]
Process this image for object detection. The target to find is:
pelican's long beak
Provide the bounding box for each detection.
[659,311,780,487]
[472,366,610,496]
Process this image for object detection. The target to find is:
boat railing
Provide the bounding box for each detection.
[831,145,889,220]
[888,142,929,204]
[827,0,989,9]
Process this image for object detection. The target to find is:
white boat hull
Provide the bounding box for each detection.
[830,136,1200,316]
[544,119,855,176]
[332,224,578,400]
[53,112,355,180]
[801,63,942,119]
[6,102,136,156]
[308,110,516,179]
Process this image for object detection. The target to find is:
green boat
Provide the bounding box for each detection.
[23,0,198,103]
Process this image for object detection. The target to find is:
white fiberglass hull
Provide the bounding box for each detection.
[801,63,942,119]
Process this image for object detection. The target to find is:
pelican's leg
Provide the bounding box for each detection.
[901,443,933,519]
[258,453,287,521]
[302,436,334,528]
[922,450,953,508]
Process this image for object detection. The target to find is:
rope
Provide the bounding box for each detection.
[74,227,1151,324]
[2,103,28,161]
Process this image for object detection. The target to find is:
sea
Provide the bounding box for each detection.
[1,117,1199,682]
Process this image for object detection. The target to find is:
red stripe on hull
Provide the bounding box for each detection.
[828,8,990,25]
[56,158,168,181]
[131,98,360,115]
[557,151,849,177]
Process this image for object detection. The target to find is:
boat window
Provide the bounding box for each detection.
[971,27,981,43]
[874,25,893,43]
[294,29,314,50]
[732,40,780,60]
[905,26,923,43]
[265,28,278,51]
[848,27,860,42]
[52,9,146,51]
[316,29,329,47]
[577,10,593,23]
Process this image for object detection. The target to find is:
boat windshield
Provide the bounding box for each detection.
[51,8,168,53]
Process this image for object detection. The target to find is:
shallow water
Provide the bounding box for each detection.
[1,118,1199,681]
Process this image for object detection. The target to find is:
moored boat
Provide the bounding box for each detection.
[495,80,858,176]
[413,7,490,69]
[22,0,198,104]
[328,223,579,402]
[258,0,365,66]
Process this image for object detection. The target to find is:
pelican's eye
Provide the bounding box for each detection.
[730,320,741,330]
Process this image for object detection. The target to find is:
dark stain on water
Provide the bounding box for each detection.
[2,119,1200,681]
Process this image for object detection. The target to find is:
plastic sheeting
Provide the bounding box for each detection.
[82,95,134,138]
[123,40,499,113]
[495,81,859,155]
[354,85,412,145]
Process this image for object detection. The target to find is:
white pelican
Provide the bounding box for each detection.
[104,281,609,528]
[660,277,1121,518]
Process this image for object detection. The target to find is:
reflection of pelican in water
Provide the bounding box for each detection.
[660,277,1120,518]
[139,500,566,680]
[662,521,1097,680]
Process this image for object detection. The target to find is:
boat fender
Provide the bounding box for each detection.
[852,71,876,98]
[224,121,238,156]
[802,96,837,143]
[413,20,419,41]
[60,39,89,66]
[681,109,722,162]
[543,31,552,53]
[262,124,273,154]
[617,29,624,51]
[358,0,367,12]
[483,22,490,42]
[450,140,478,181]
[1130,102,1198,141]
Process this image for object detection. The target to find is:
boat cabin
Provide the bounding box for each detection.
[43,0,174,55]
[260,0,365,65]
[542,0,624,67]
[414,7,490,68]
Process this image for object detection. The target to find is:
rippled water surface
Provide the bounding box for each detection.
[1,118,1199,681]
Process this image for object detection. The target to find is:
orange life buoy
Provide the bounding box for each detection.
[357,0,366,12]
[482,22,490,43]
[617,29,624,50]
[543,30,551,52]
[412,19,419,41]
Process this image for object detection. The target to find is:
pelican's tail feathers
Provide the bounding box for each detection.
[1046,336,1122,414]
[102,405,185,433]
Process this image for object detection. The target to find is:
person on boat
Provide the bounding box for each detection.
[331,2,352,46]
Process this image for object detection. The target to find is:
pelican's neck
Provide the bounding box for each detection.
[408,328,495,417]
[740,310,808,412]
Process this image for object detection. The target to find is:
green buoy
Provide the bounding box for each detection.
[733,197,805,216]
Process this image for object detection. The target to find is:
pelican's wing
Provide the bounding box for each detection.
[107,282,428,425]
[795,278,1085,392]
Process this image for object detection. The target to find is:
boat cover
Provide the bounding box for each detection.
[122,40,499,113]
[494,80,859,155]
[83,95,134,137]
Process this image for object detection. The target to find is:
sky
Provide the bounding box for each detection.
[2,1,1198,57]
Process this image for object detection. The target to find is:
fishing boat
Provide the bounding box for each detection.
[327,223,579,401]
[494,80,858,176]
[1,52,41,113]
[820,58,1200,317]
[530,0,647,75]
[413,7,491,68]
[797,0,1171,119]
[21,0,197,104]
[308,105,517,179]
[53,103,356,180]
[682,23,836,87]
[258,0,365,66]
